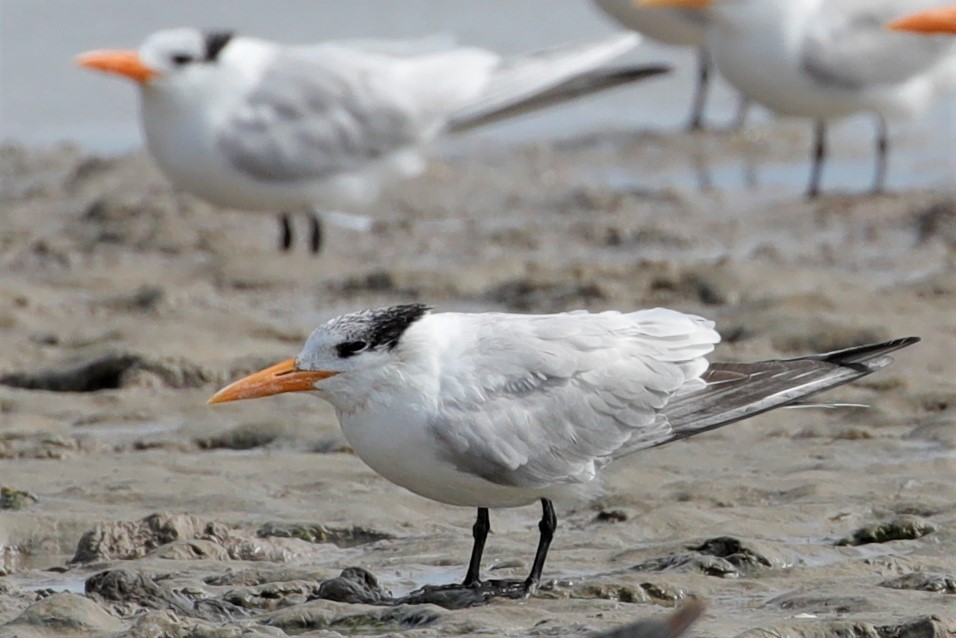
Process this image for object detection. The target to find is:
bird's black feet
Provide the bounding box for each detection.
[277,211,323,255]
[279,213,293,251]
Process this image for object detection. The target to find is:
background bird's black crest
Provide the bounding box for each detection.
[366,304,431,351]
[203,31,234,62]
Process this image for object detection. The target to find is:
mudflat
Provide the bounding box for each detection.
[0,126,953,636]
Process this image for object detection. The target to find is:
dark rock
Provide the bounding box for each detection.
[693,536,788,571]
[836,516,936,546]
[310,567,391,605]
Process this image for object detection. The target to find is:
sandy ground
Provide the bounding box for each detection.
[0,124,955,637]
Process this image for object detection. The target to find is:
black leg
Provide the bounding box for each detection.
[687,47,710,132]
[523,498,557,592]
[309,212,323,255]
[731,96,750,132]
[279,213,293,252]
[873,114,889,195]
[807,120,827,199]
[462,508,490,588]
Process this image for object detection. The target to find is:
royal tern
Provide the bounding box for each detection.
[639,0,956,197]
[890,6,956,36]
[77,29,667,254]
[209,303,917,596]
[593,0,748,130]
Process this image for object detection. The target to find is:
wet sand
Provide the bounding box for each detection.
[0,124,954,636]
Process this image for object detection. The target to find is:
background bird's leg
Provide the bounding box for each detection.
[687,48,710,131]
[807,120,827,199]
[309,211,323,255]
[872,115,889,195]
[462,508,490,588]
[731,96,750,132]
[523,498,557,593]
[279,213,293,251]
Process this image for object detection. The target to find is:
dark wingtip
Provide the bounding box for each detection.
[819,336,920,369]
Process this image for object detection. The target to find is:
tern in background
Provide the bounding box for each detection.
[78,29,667,255]
[639,0,956,198]
[593,0,748,130]
[209,303,916,597]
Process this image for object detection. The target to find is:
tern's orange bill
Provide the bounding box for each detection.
[636,0,710,8]
[208,358,337,405]
[76,50,158,83]
[887,7,956,34]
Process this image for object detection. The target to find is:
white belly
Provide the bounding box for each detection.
[338,408,545,508]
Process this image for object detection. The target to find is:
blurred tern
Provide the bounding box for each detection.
[77,29,667,254]
[593,0,749,129]
[209,303,916,596]
[639,0,956,197]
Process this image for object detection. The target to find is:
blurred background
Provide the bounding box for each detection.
[2,0,954,191]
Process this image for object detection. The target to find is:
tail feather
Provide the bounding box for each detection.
[447,64,669,133]
[446,33,655,132]
[657,337,919,445]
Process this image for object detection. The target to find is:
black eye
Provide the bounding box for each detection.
[336,341,368,359]
[171,54,194,66]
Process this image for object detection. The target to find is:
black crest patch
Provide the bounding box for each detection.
[203,30,234,62]
[365,304,431,351]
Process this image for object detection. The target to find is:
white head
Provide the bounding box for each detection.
[209,304,433,413]
[76,27,238,91]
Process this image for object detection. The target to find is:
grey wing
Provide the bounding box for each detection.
[658,337,919,444]
[447,33,638,131]
[428,309,720,488]
[801,0,956,89]
[218,49,425,183]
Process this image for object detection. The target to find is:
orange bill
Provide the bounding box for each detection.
[888,7,956,34]
[208,358,337,404]
[75,49,158,83]
[636,0,710,8]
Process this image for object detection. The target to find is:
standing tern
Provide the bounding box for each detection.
[208,303,917,597]
[593,0,748,130]
[639,0,956,197]
[77,29,667,254]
